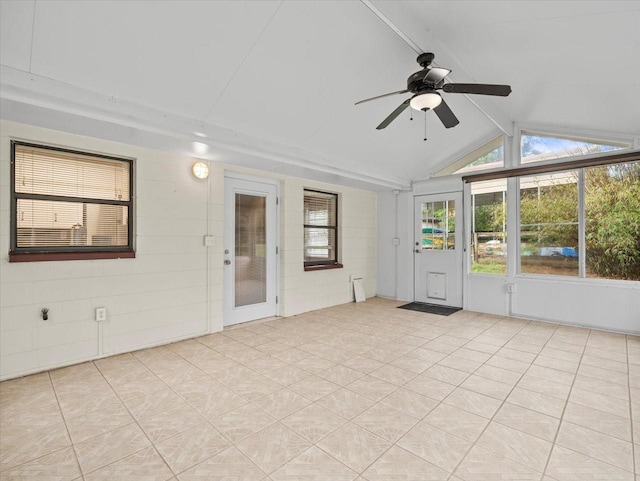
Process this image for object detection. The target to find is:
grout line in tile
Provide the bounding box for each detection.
[91,359,177,477]
[626,335,637,477]
[392,314,538,479]
[47,370,84,477]
[538,328,590,480]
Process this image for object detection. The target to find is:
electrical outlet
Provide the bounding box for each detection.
[95,307,107,322]
[507,283,517,293]
[204,236,214,247]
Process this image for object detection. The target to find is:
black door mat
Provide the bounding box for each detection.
[397,302,462,316]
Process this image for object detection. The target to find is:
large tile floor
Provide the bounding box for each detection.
[1,297,639,480]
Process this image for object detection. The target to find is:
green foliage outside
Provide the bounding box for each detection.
[518,165,639,280]
[474,203,505,234]
[471,162,639,280]
[585,163,640,280]
[520,176,579,249]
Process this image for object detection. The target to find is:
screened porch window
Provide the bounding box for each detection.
[10,142,134,262]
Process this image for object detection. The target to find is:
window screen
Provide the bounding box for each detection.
[303,189,338,266]
[11,142,133,257]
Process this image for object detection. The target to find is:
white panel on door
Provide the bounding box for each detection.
[427,272,447,300]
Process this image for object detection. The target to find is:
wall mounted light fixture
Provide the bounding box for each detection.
[191,161,209,179]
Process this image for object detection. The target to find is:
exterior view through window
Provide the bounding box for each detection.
[585,162,640,280]
[421,200,455,251]
[11,142,133,260]
[471,180,507,274]
[436,136,504,176]
[521,131,628,164]
[303,189,339,267]
[463,132,637,281]
[520,172,579,276]
[518,162,639,280]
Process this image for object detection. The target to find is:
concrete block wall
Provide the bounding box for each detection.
[0,120,377,379]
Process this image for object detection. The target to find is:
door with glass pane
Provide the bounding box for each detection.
[414,193,463,307]
[223,176,278,326]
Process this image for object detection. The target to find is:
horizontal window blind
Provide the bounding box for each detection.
[14,145,130,201]
[303,189,338,266]
[11,142,133,254]
[304,190,337,227]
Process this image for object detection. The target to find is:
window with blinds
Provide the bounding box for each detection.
[303,189,340,268]
[10,142,134,260]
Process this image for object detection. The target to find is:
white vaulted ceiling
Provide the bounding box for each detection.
[1,1,639,190]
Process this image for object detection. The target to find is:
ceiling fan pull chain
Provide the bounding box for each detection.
[424,110,427,141]
[410,109,413,121]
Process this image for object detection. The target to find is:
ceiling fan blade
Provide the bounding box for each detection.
[424,67,451,84]
[355,90,409,105]
[433,98,460,129]
[442,83,512,96]
[376,99,411,130]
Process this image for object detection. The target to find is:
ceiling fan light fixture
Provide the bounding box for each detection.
[410,92,442,111]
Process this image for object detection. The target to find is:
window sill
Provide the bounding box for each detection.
[9,251,136,263]
[304,263,343,272]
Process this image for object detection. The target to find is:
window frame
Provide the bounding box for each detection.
[434,135,505,177]
[519,129,631,166]
[9,141,135,262]
[303,188,342,271]
[463,148,639,282]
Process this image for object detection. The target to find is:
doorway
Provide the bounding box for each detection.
[223,174,278,326]
[414,192,463,307]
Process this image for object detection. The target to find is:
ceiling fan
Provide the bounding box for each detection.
[355,52,512,130]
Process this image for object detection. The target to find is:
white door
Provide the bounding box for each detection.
[414,192,463,307]
[224,176,278,326]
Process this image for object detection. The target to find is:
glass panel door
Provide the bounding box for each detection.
[234,193,267,307]
[224,176,278,326]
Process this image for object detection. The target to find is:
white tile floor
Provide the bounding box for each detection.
[1,297,638,480]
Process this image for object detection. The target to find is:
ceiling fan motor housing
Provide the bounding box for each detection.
[409,53,439,92]
[408,70,435,92]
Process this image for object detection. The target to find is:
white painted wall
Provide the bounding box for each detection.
[511,277,640,333]
[0,121,377,380]
[278,171,378,317]
[377,174,640,335]
[377,190,413,302]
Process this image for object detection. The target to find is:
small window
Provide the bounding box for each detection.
[303,189,341,269]
[10,142,134,262]
[521,131,629,165]
[420,200,456,251]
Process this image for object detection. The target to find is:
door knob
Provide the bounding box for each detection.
[224,259,231,265]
